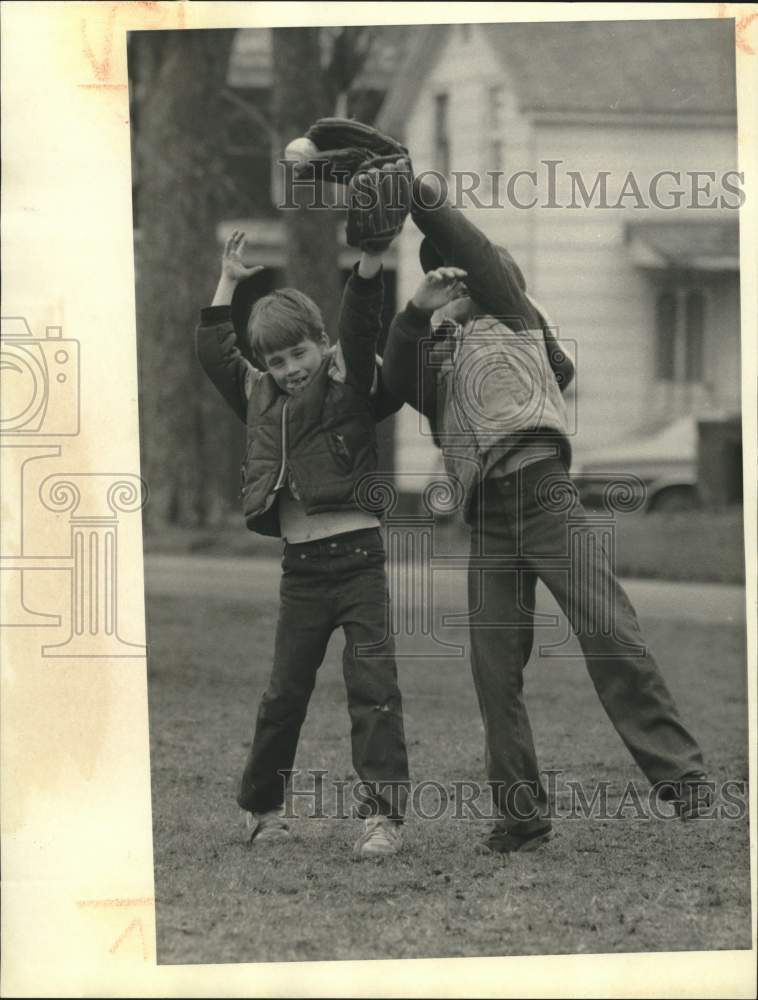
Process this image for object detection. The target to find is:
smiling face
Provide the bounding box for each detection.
[261,334,329,395]
[248,288,328,394]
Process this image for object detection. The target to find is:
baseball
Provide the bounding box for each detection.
[284,136,319,162]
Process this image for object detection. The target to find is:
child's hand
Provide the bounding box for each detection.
[210,231,265,307]
[411,267,468,313]
[221,231,264,284]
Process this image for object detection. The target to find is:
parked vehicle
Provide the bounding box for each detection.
[572,416,702,513]
[396,415,736,516]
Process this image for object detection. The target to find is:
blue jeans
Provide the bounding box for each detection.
[468,459,706,834]
[237,528,409,819]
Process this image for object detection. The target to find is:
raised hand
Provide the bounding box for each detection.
[411,267,469,313]
[221,231,264,284]
[211,231,265,308]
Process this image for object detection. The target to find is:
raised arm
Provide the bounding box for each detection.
[382,267,467,420]
[337,249,385,396]
[382,304,433,419]
[411,175,574,390]
[411,175,540,327]
[195,231,264,422]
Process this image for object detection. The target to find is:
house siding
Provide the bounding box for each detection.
[531,121,740,451]
[393,23,537,478]
[391,29,740,468]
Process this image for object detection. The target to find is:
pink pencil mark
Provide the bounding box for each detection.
[718,3,758,54]
[131,0,187,28]
[736,11,757,53]
[76,897,154,960]
[76,896,154,908]
[80,6,117,82]
[109,917,149,959]
[79,1,188,90]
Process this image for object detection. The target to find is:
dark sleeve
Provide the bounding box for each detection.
[369,361,405,423]
[542,326,575,392]
[411,183,541,329]
[195,305,255,423]
[337,263,384,396]
[382,300,436,420]
[412,181,574,392]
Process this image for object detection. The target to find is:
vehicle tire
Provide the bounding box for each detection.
[647,485,701,513]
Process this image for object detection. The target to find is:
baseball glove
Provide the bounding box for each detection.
[296,117,410,184]
[344,155,413,253]
[292,118,412,253]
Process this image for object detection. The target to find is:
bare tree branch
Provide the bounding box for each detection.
[323,26,375,111]
[222,87,275,137]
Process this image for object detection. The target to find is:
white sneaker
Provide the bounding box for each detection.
[353,816,402,858]
[246,807,290,844]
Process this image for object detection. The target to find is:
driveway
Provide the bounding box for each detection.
[144,553,746,626]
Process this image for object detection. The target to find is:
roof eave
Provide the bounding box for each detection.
[529,109,738,128]
[375,25,451,140]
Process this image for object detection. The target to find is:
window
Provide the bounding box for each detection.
[685,290,704,382]
[654,285,706,383]
[655,291,677,380]
[487,85,507,171]
[434,93,450,176]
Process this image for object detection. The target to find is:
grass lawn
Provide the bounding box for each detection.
[146,580,750,966]
[143,506,745,583]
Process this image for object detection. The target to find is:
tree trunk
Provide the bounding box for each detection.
[271,28,342,339]
[133,30,239,530]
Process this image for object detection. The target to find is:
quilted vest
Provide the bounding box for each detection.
[241,358,379,537]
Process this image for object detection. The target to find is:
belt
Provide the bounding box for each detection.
[284,527,381,557]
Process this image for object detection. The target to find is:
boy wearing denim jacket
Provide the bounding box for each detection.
[195,230,409,858]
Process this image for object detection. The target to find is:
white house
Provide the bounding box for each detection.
[376,19,741,476]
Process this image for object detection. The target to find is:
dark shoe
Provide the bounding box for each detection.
[673,774,715,820]
[482,823,554,854]
[655,773,715,820]
[246,807,290,844]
